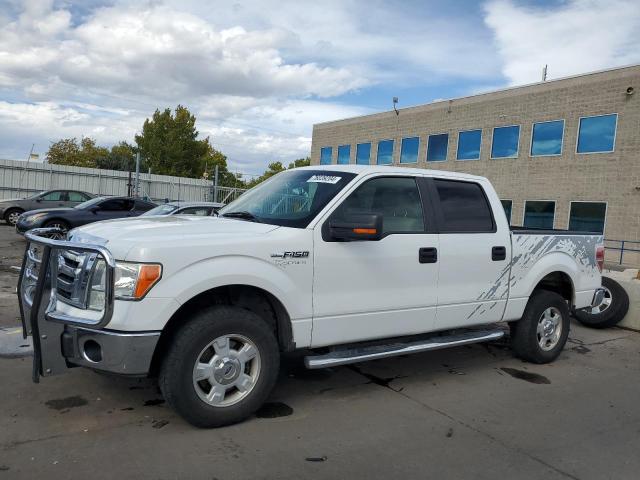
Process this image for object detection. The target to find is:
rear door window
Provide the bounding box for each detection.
[433,179,495,233]
[68,191,90,202]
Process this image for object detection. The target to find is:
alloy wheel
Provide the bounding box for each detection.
[192,334,261,407]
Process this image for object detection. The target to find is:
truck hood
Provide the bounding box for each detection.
[69,215,280,259]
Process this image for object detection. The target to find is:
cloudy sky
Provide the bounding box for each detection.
[0,0,639,175]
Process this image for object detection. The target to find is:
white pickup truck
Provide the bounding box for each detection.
[19,165,605,427]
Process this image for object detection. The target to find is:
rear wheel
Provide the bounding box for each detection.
[574,277,629,329]
[42,220,70,239]
[159,306,280,428]
[510,290,570,364]
[4,208,24,226]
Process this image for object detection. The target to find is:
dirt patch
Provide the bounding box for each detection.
[45,395,89,410]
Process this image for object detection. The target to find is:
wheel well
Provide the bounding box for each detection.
[532,271,574,304]
[148,285,294,376]
[4,207,24,218]
[44,218,70,226]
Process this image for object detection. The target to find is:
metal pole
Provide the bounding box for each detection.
[620,241,624,265]
[213,165,219,203]
[134,152,141,197]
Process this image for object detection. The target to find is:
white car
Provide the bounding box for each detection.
[18,165,605,427]
[141,201,224,217]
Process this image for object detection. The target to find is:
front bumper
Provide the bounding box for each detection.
[61,326,160,375]
[17,228,126,381]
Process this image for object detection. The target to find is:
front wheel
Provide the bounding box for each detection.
[159,306,280,428]
[4,208,24,226]
[510,290,570,364]
[42,220,70,239]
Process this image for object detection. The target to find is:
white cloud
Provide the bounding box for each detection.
[484,0,640,85]
[0,2,366,100]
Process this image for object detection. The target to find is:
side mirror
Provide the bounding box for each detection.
[90,206,100,213]
[35,198,42,203]
[328,214,383,241]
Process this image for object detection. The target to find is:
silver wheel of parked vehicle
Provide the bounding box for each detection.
[590,286,612,314]
[192,334,262,407]
[6,210,22,226]
[43,221,68,239]
[537,306,562,351]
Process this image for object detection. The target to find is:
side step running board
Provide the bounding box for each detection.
[304,328,505,369]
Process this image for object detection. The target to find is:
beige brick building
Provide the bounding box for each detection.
[311,65,640,265]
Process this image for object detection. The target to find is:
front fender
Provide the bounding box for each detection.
[150,255,310,323]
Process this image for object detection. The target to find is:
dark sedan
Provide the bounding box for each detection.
[15,196,157,238]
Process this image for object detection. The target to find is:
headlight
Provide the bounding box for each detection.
[114,262,162,300]
[24,213,47,224]
[86,260,161,311]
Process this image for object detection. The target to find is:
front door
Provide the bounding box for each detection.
[312,175,439,347]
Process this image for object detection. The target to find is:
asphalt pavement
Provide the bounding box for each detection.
[1,223,639,480]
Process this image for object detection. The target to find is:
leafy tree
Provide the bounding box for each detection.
[47,137,109,168]
[245,161,286,188]
[135,105,213,178]
[288,157,310,169]
[95,142,138,171]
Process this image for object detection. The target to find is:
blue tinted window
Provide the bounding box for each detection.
[320,147,332,165]
[427,134,448,162]
[577,114,617,153]
[457,130,482,160]
[377,140,394,165]
[491,125,520,158]
[524,201,555,229]
[356,143,371,165]
[400,137,419,164]
[337,145,350,164]
[531,120,564,156]
[501,199,512,224]
[569,202,606,234]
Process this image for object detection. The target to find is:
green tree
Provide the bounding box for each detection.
[246,161,286,188]
[47,137,109,168]
[288,157,310,169]
[95,141,138,171]
[135,105,215,178]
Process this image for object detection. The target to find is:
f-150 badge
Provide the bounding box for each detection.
[270,251,309,258]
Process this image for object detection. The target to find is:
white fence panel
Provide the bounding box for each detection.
[0,159,245,203]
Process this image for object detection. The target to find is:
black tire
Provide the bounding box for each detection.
[4,208,24,226]
[510,290,570,364]
[574,276,629,329]
[43,219,70,239]
[159,305,280,428]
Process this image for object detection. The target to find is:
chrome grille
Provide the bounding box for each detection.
[54,250,98,309]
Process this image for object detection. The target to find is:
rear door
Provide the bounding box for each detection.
[312,174,439,347]
[429,178,511,329]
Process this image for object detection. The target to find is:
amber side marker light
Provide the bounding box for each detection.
[134,264,162,298]
[353,228,377,235]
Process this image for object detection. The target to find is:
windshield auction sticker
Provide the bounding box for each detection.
[307,175,342,184]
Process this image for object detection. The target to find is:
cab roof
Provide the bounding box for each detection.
[295,164,487,182]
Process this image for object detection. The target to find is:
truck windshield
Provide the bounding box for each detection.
[219,169,357,228]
